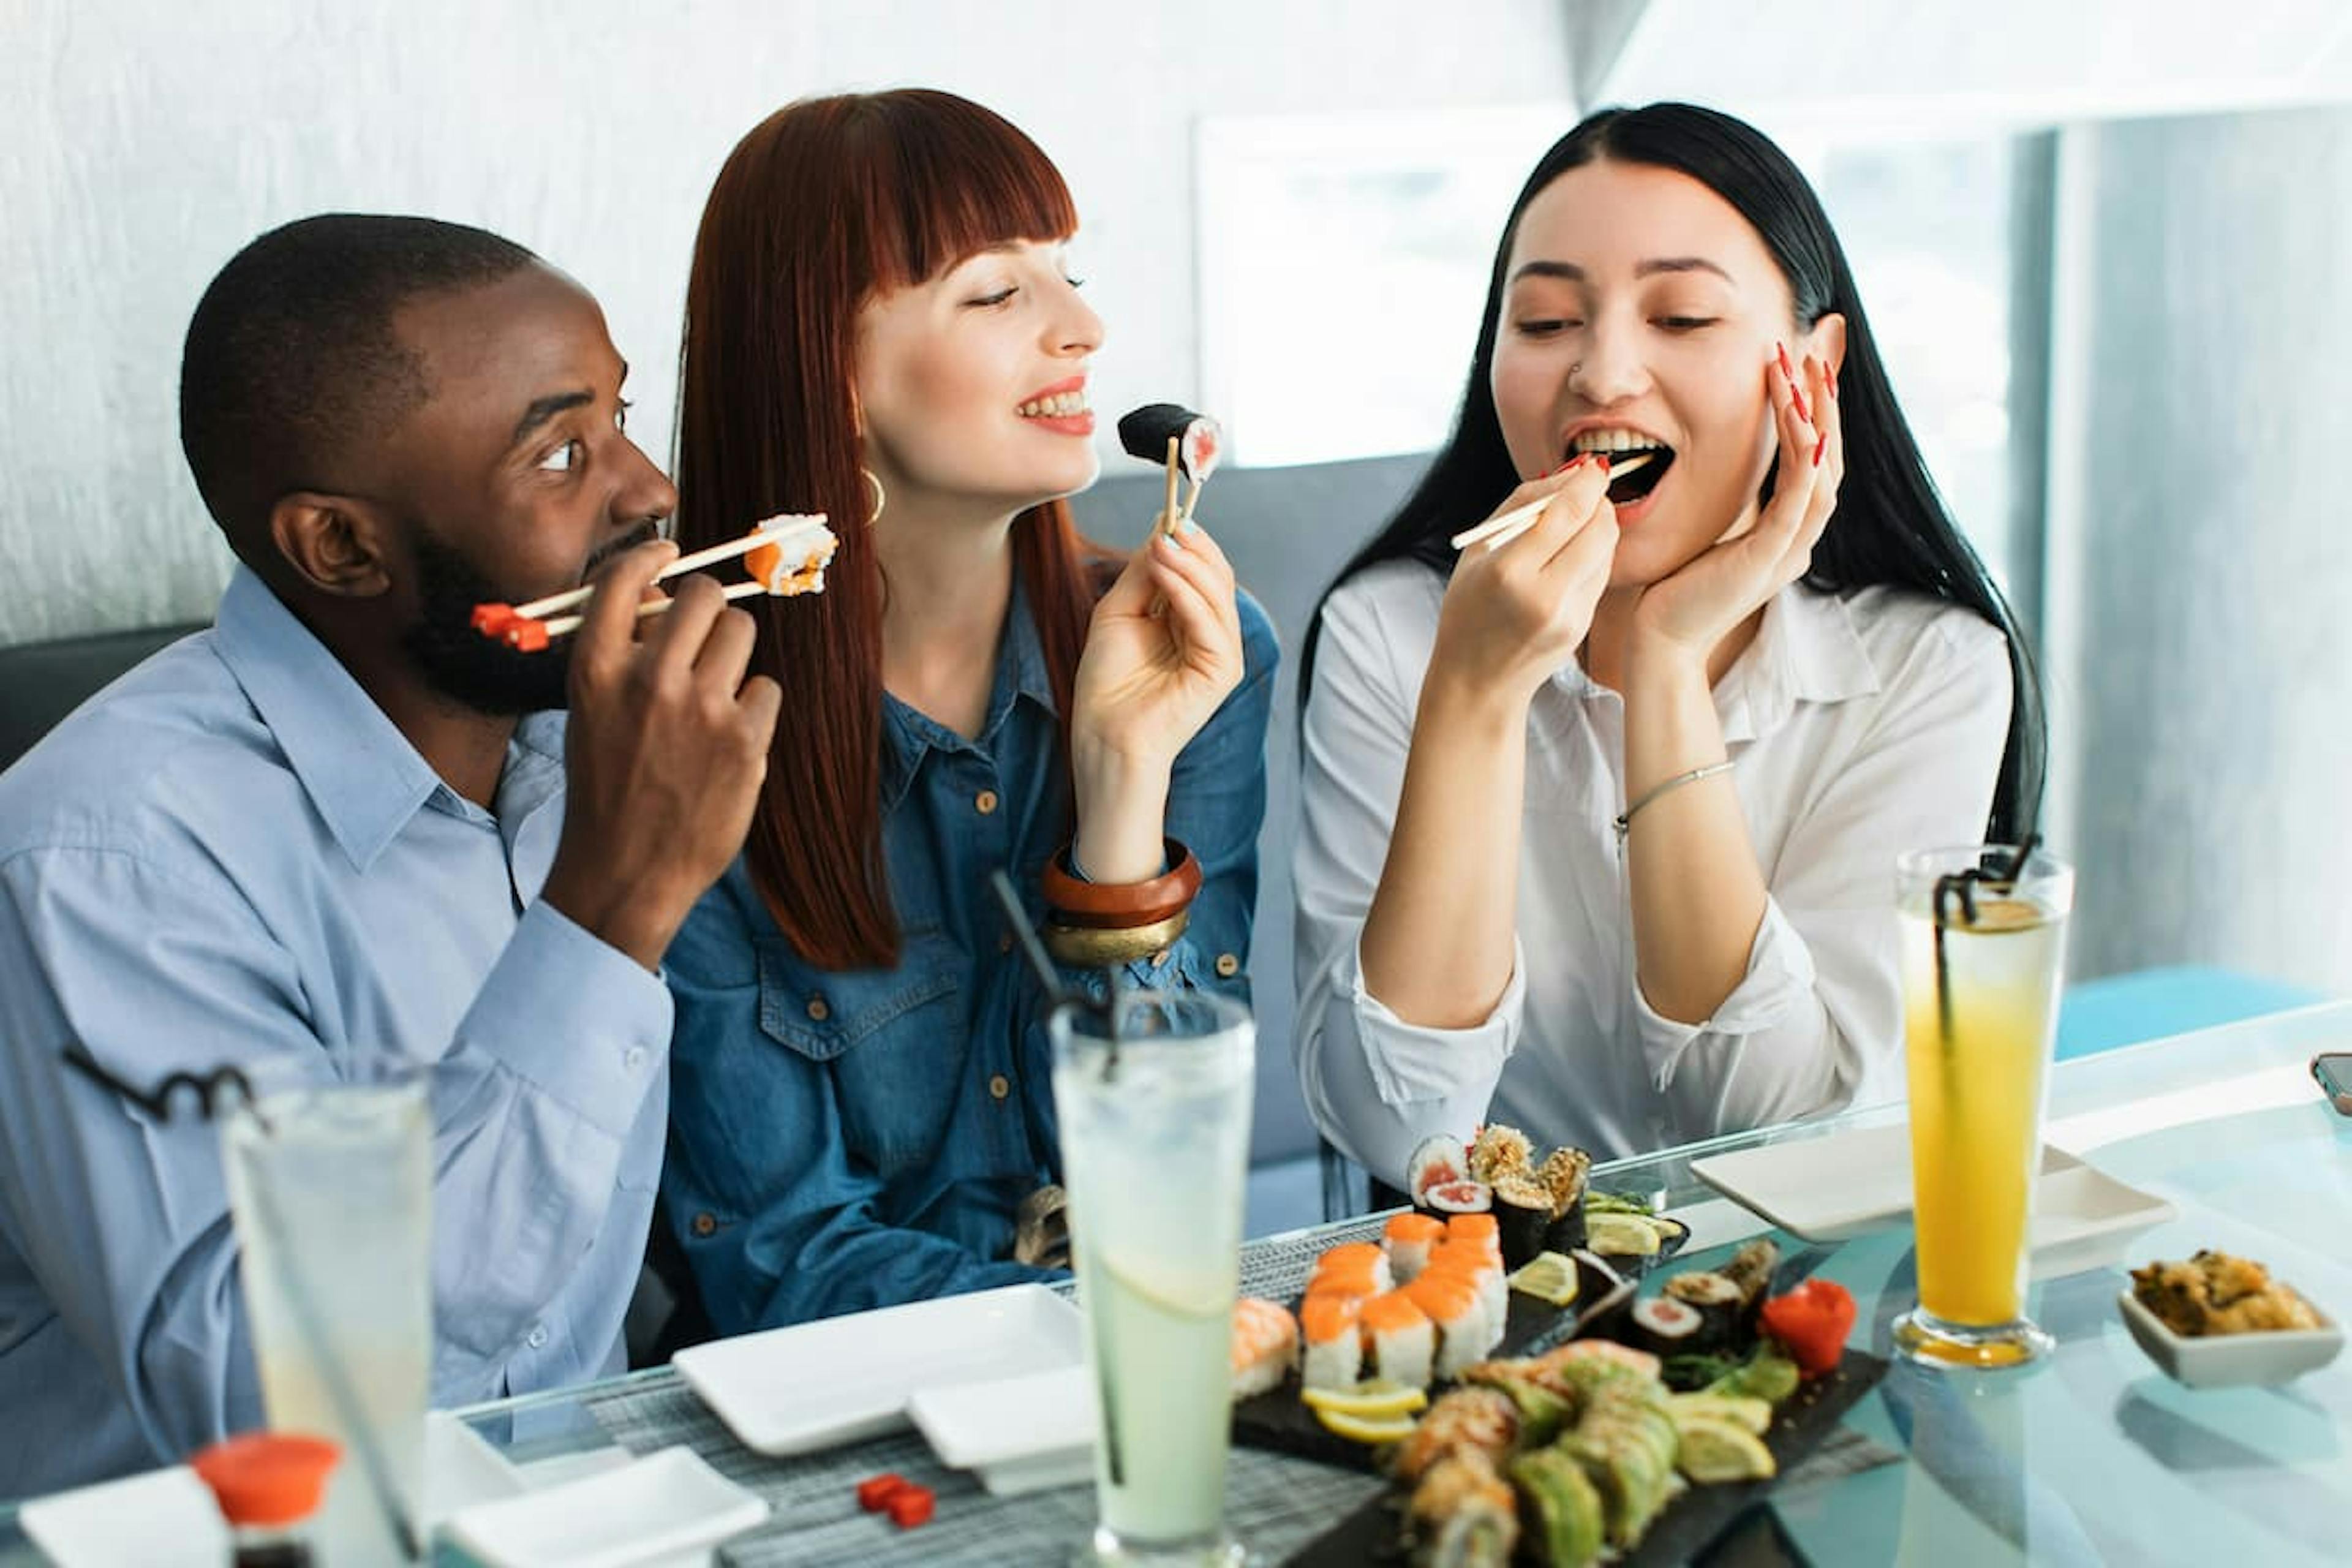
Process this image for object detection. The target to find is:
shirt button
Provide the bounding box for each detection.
[998,931,1015,954]
[1215,953,1240,979]
[1149,950,1170,969]
[526,1324,549,1350]
[691,1212,718,1238]
[623,1046,647,1071]
[975,790,1000,816]
[989,1074,1011,1101]
[806,996,831,1022]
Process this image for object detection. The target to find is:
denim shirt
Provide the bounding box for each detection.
[662,584,1278,1331]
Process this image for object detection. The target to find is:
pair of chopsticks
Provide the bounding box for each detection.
[1158,437,1210,541]
[1446,452,1653,554]
[472,514,831,650]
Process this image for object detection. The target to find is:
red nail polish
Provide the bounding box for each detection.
[1812,433,1828,467]
[1596,453,1611,470]
[1776,342,1795,379]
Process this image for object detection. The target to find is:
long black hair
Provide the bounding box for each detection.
[1300,102,2043,841]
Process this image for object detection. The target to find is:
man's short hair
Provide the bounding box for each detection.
[178,214,540,559]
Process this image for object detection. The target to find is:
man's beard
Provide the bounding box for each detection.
[399,522,657,716]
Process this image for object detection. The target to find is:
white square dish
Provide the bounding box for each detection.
[1690,1122,2174,1275]
[441,1445,767,1567]
[908,1363,1097,1497]
[19,1466,232,1567]
[672,1283,1085,1457]
[2116,1289,2345,1389]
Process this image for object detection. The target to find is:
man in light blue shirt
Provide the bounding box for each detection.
[0,215,781,1496]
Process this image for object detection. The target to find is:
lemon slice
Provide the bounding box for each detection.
[1301,1381,1430,1420]
[1675,1416,1776,1483]
[1313,1406,1421,1445]
[1584,1213,1663,1258]
[1667,1393,1772,1436]
[1507,1251,1582,1306]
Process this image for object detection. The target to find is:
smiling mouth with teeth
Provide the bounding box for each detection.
[1017,390,1091,419]
[1569,432,1675,505]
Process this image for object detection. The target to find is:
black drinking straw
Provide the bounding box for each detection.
[1929,834,2043,1044]
[59,1046,423,1561]
[987,870,1126,1488]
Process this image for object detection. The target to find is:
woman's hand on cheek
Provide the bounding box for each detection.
[1427,458,1619,712]
[1627,344,1842,673]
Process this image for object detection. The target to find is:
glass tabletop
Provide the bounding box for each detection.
[6,1001,2346,1564]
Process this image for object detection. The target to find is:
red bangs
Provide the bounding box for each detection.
[839,91,1078,293]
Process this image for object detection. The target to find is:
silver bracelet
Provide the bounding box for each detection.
[1613,760,1735,844]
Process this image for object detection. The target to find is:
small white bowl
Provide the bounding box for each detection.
[2117,1288,2345,1389]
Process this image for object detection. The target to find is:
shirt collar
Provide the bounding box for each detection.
[212,567,564,871]
[1713,584,1882,744]
[878,579,1060,815]
[1548,584,1880,743]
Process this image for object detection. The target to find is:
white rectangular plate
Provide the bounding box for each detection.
[1691,1122,2176,1274]
[673,1283,1085,1457]
[442,1446,767,1568]
[20,1466,231,1567]
[908,1363,1097,1496]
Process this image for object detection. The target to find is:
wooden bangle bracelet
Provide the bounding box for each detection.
[1041,839,1202,929]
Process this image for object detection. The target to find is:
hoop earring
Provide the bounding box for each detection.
[861,466,886,526]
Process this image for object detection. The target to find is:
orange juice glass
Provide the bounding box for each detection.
[1893,845,2073,1369]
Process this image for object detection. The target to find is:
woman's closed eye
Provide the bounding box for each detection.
[1652,315,1719,332]
[1512,315,1583,337]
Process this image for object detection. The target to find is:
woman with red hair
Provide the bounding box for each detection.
[658,90,1276,1332]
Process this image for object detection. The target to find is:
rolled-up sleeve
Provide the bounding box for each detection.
[1293,582,1527,1188]
[1636,618,2015,1142]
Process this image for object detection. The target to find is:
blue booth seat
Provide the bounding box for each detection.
[2055,965,2326,1061]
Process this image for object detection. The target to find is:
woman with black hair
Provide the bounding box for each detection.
[1294,102,2043,1183]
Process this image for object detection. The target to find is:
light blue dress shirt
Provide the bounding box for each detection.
[0,567,672,1498]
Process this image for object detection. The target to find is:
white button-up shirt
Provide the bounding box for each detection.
[1294,562,2011,1182]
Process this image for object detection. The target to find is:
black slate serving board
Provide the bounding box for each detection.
[1232,1241,1683,1474]
[1280,1345,1891,1567]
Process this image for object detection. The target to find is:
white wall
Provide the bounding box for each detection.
[1,0,1574,646]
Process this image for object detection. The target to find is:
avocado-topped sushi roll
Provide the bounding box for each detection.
[1508,1447,1607,1568]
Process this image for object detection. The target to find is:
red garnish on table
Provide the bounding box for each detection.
[856,1473,910,1512]
[884,1485,936,1529]
[1758,1278,1856,1379]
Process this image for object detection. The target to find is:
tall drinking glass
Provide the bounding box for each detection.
[221,1055,432,1566]
[1050,992,1254,1567]
[1893,845,2074,1369]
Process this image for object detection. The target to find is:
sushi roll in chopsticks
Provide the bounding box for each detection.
[1116,403,1223,484]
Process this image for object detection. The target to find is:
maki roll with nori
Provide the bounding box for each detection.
[1629,1294,1709,1357]
[1537,1146,1591,1254]
[1720,1237,1781,1310]
[1115,403,1223,483]
[1490,1174,1557,1269]
[1408,1133,1471,1202]
[1466,1124,1535,1186]
[1663,1270,1749,1351]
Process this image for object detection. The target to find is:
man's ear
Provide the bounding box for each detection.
[268,493,395,599]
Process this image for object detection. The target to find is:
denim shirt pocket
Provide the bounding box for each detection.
[753,929,968,1177]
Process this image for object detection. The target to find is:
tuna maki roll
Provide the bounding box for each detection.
[1629,1295,1708,1357]
[1407,1133,1471,1205]
[1115,403,1223,484]
[1660,1270,1747,1352]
